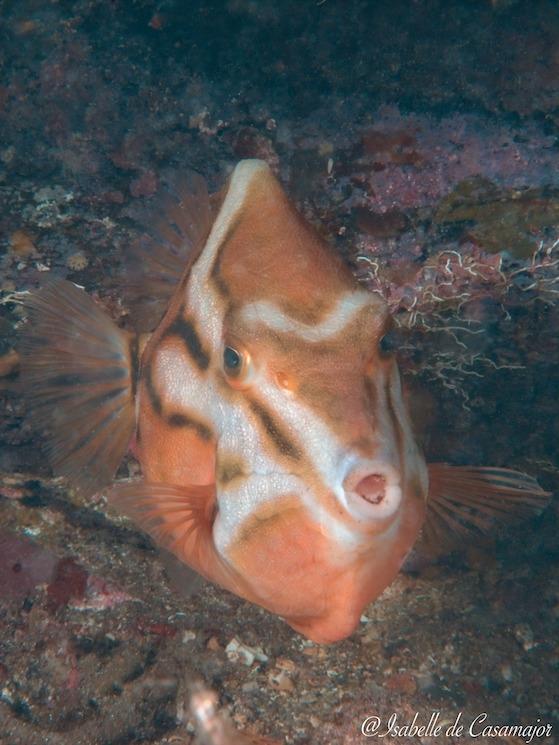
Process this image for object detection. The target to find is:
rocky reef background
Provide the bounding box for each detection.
[0,1,558,743]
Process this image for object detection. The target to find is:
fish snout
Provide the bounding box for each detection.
[343,463,402,523]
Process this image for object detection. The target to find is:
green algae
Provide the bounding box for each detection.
[435,177,559,258]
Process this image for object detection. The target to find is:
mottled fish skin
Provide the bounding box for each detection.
[134,161,428,642]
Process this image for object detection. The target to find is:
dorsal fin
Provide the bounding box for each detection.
[124,170,213,332]
[202,160,357,324]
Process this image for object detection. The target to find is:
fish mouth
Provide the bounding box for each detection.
[356,473,387,505]
[342,463,403,524]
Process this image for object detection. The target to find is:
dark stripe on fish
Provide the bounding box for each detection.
[129,334,140,399]
[143,362,163,416]
[364,376,377,413]
[384,375,404,466]
[44,367,128,388]
[51,388,127,461]
[167,411,213,440]
[142,361,212,438]
[31,385,128,412]
[217,458,247,486]
[248,398,301,460]
[210,217,240,298]
[164,316,210,371]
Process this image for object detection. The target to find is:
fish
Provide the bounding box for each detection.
[19,159,550,643]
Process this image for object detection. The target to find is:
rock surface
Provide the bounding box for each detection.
[1,1,558,743]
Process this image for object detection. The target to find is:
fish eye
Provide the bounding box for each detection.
[222,342,253,389]
[223,345,243,377]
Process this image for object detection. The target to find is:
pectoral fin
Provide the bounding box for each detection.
[108,481,240,593]
[424,463,551,549]
[19,279,136,495]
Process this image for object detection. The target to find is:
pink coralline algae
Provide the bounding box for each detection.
[340,108,559,327]
[47,557,89,611]
[0,529,57,602]
[71,574,134,611]
[0,529,133,611]
[333,108,559,407]
[349,106,559,214]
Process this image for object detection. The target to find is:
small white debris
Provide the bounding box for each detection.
[241,681,259,694]
[500,663,513,682]
[1,687,14,705]
[22,526,41,537]
[96,216,116,229]
[182,630,196,644]
[514,623,535,651]
[268,668,295,693]
[225,637,268,666]
[1,146,15,164]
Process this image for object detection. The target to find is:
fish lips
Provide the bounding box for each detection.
[341,462,404,527]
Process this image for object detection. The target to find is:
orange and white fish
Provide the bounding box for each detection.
[20,160,549,643]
